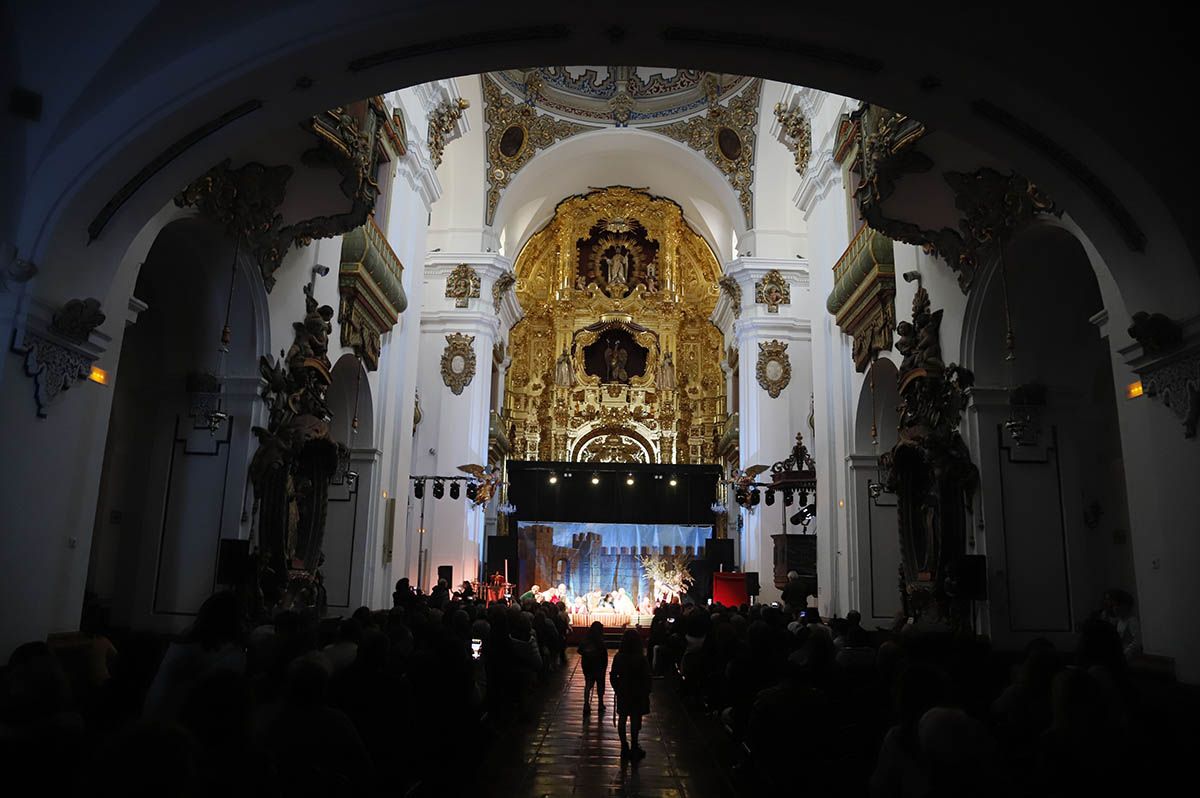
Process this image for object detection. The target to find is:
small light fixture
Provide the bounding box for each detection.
[765,488,776,506]
[838,499,845,508]
[626,475,635,486]
[382,490,388,499]
[88,366,109,385]
[466,481,478,501]
[669,476,677,486]
[710,500,726,514]
[591,474,600,485]
[450,480,461,500]
[432,479,445,499]
[548,473,558,484]
[1126,380,1144,399]
[413,479,425,499]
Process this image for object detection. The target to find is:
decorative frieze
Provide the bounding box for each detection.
[756,340,791,398]
[445,264,481,308]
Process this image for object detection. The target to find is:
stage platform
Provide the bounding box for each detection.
[569,610,653,630]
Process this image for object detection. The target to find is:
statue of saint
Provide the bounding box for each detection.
[604,338,629,383]
[656,351,677,390]
[646,262,658,293]
[554,346,574,387]
[607,249,628,285]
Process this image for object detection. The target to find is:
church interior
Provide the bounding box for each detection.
[1,4,1198,795]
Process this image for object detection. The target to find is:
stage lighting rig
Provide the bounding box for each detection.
[765,488,776,506]
[749,487,761,506]
[432,479,445,499]
[449,480,460,500]
[413,479,425,499]
[783,487,794,506]
[466,481,477,501]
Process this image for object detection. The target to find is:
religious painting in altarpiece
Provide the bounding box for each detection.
[504,186,727,465]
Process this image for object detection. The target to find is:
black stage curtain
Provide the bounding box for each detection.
[507,461,721,526]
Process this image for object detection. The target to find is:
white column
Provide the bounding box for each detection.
[411,254,514,590]
[726,257,813,605]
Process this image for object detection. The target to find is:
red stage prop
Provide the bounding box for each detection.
[713,571,748,607]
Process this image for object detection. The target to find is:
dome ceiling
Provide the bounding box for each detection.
[491,67,755,126]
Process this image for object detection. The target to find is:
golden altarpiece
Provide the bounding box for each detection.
[503,187,726,465]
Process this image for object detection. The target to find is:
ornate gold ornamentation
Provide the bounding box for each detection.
[445,264,481,308]
[718,275,742,318]
[756,340,791,398]
[650,80,761,227]
[774,102,812,174]
[484,76,592,225]
[846,103,1059,292]
[576,431,651,463]
[428,97,470,168]
[441,333,477,395]
[492,269,516,312]
[754,270,790,313]
[177,99,392,291]
[503,187,725,464]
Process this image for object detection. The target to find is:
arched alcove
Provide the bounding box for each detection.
[966,222,1137,649]
[85,216,265,630]
[847,357,903,625]
[322,353,377,611]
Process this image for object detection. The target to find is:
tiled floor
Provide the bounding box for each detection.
[480,651,740,798]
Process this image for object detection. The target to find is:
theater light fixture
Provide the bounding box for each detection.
[413,479,425,499]
[626,475,635,486]
[87,366,108,385]
[466,481,478,501]
[669,476,677,486]
[783,488,794,506]
[591,474,600,485]
[449,480,460,500]
[765,488,775,506]
[548,473,558,484]
[432,479,445,499]
[749,487,761,506]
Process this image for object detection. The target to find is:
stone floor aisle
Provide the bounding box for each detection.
[478,651,741,798]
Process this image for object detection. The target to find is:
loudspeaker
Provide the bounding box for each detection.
[688,559,714,604]
[437,565,453,587]
[215,538,250,586]
[744,571,760,597]
[957,555,988,600]
[704,538,735,571]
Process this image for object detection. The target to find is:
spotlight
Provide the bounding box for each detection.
[450,481,460,500]
[466,481,478,501]
[432,479,444,499]
[591,474,600,485]
[749,487,761,506]
[414,479,425,499]
[782,488,794,506]
[548,473,558,484]
[626,475,635,486]
[669,476,677,486]
[735,488,748,506]
[765,488,775,506]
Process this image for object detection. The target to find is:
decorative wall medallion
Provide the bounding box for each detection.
[754,270,790,313]
[428,97,470,168]
[484,76,591,225]
[774,102,812,174]
[441,333,477,395]
[650,80,761,227]
[756,340,791,398]
[12,298,106,417]
[445,264,481,308]
[492,269,517,311]
[718,275,742,318]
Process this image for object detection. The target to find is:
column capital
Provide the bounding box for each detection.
[734,314,812,345]
[724,256,811,290]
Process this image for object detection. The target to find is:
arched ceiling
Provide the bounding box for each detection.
[490,67,753,126]
[494,128,743,262]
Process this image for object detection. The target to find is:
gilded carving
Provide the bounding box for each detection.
[756,340,791,398]
[339,216,406,371]
[650,80,761,227]
[441,333,477,395]
[428,97,470,168]
[484,76,592,225]
[492,269,517,312]
[754,270,790,313]
[503,187,725,464]
[718,275,742,318]
[445,264,481,308]
[774,102,812,174]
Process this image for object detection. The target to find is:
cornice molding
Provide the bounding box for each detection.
[795,147,842,214]
[419,310,501,339]
[396,133,442,209]
[734,314,812,344]
[724,256,811,290]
